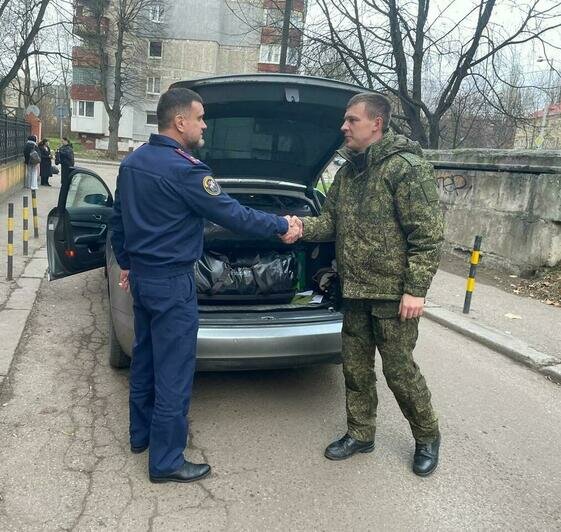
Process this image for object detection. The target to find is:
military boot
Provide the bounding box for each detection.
[413,435,440,476]
[324,433,375,460]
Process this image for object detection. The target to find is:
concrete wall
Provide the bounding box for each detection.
[0,160,25,204]
[426,149,561,274]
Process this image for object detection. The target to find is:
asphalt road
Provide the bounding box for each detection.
[0,266,560,531]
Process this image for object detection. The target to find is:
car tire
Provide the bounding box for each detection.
[108,307,131,369]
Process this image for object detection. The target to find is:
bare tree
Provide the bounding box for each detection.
[225,0,306,72]
[78,0,162,159]
[0,0,52,100]
[301,0,561,148]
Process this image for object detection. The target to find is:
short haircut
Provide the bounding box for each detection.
[347,93,392,132]
[157,88,203,130]
[28,135,37,142]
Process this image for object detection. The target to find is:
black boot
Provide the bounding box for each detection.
[324,433,375,461]
[150,461,211,484]
[413,435,440,476]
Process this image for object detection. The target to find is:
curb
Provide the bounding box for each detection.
[0,247,48,392]
[75,158,121,168]
[424,304,561,384]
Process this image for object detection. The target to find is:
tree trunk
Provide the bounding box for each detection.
[402,100,428,147]
[107,110,121,160]
[428,118,441,149]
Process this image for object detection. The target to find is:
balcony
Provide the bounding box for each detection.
[73,15,109,38]
[72,46,102,67]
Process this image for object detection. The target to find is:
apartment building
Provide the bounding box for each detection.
[71,0,306,151]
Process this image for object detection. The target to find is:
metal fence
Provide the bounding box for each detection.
[0,113,30,165]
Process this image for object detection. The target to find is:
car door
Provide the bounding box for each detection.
[47,168,113,280]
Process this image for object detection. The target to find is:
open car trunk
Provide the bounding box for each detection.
[196,191,336,314]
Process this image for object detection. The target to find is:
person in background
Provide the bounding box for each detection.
[55,137,75,188]
[23,135,40,190]
[38,138,53,186]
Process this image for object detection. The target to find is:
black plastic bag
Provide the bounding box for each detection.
[195,251,296,298]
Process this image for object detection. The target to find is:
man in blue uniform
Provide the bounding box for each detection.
[111,88,299,484]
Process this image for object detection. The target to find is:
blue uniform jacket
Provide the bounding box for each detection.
[110,134,289,276]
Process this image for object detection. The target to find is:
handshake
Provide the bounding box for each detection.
[280,215,303,244]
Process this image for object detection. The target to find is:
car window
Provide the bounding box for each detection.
[66,172,110,209]
[196,117,340,168]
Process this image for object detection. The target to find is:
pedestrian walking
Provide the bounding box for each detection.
[38,138,53,186]
[23,135,40,190]
[55,137,75,188]
[288,92,444,476]
[110,87,299,484]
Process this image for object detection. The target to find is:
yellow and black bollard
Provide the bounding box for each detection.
[23,196,29,256]
[31,189,39,238]
[463,235,483,314]
[7,202,14,281]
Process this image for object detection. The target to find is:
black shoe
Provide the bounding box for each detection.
[131,443,148,454]
[324,433,375,461]
[149,461,211,484]
[413,435,440,476]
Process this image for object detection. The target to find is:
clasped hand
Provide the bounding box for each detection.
[280,216,303,244]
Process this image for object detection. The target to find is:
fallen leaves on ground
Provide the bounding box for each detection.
[513,263,561,307]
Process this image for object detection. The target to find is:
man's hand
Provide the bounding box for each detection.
[118,269,130,292]
[399,293,424,321]
[280,216,303,244]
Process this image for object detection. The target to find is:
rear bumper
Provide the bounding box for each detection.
[112,303,342,371]
[195,320,342,371]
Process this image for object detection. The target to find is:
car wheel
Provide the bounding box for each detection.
[108,307,131,369]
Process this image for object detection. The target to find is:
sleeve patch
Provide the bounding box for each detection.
[420,179,440,203]
[203,175,221,196]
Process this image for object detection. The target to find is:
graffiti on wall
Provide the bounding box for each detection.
[436,172,472,197]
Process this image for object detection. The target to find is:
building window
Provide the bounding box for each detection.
[259,44,298,66]
[146,112,158,126]
[73,67,100,85]
[146,76,161,95]
[149,3,164,22]
[262,8,304,30]
[262,8,283,28]
[149,41,162,58]
[73,100,95,117]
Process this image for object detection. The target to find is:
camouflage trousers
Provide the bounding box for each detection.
[341,300,439,443]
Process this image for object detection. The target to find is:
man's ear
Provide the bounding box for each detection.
[173,113,185,133]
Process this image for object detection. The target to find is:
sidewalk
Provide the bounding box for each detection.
[0,176,61,386]
[0,168,560,388]
[426,269,561,383]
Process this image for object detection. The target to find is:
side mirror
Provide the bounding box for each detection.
[84,193,108,206]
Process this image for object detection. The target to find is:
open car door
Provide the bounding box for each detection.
[47,168,114,280]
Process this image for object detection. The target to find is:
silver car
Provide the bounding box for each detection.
[47,74,364,370]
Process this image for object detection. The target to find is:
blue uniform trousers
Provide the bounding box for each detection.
[128,269,198,476]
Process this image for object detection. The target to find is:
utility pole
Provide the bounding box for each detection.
[279,0,293,73]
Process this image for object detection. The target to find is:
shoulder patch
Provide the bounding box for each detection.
[175,148,201,164]
[396,152,422,167]
[202,175,221,196]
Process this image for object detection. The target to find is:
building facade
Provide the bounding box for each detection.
[71,0,307,151]
[513,102,561,150]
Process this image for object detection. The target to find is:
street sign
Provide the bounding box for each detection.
[55,105,68,119]
[534,135,544,148]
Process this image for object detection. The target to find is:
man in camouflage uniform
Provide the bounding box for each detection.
[295,93,444,476]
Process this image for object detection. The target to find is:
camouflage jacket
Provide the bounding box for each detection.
[302,131,444,300]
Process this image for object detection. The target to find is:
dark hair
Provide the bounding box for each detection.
[157,88,203,130]
[62,137,72,147]
[347,93,392,132]
[39,138,48,146]
[27,135,37,142]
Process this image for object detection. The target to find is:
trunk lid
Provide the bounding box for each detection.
[171,74,366,187]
